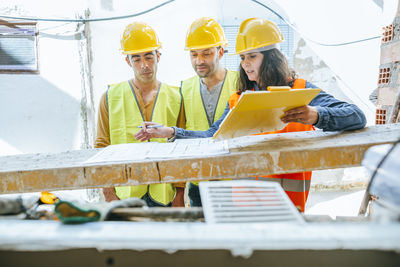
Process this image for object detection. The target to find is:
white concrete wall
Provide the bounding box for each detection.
[0,0,90,155]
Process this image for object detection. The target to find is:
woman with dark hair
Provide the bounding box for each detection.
[239,48,290,93]
[135,18,366,211]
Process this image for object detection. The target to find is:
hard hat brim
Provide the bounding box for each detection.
[185,41,228,51]
[235,41,282,55]
[121,45,162,55]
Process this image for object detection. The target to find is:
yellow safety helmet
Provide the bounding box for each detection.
[236,18,284,54]
[120,22,161,54]
[185,17,228,50]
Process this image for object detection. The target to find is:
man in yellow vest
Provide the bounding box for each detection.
[180,18,238,206]
[95,22,185,207]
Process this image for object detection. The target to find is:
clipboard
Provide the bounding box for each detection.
[212,88,321,140]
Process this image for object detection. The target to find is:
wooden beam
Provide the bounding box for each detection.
[1,124,399,194]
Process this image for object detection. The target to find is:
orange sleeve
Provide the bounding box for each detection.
[94,92,110,148]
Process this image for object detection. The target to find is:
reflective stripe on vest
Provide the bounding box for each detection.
[107,80,181,205]
[228,78,314,212]
[181,70,238,131]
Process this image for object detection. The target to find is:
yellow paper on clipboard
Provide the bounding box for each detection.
[212,88,321,140]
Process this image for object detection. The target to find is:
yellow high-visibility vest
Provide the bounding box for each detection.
[180,70,238,130]
[180,70,238,185]
[107,80,181,205]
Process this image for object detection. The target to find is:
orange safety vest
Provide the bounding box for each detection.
[228,79,314,212]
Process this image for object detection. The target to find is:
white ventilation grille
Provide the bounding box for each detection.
[199,180,304,224]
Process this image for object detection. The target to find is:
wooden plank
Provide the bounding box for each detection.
[0,150,160,194]
[160,124,400,182]
[1,124,399,194]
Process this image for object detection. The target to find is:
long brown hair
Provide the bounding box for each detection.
[238,48,293,93]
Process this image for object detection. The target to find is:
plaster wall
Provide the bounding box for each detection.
[0,0,90,155]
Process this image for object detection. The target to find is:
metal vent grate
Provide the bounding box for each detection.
[199,180,304,224]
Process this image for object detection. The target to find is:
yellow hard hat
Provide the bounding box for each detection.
[120,22,161,54]
[236,18,284,54]
[185,17,228,50]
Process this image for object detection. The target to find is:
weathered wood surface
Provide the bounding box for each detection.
[1,124,399,194]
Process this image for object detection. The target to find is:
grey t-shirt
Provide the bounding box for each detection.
[199,78,224,126]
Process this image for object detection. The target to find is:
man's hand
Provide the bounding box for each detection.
[281,105,319,125]
[172,187,185,207]
[103,187,120,202]
[134,122,175,141]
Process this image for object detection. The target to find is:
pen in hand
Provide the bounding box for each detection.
[137,124,163,129]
